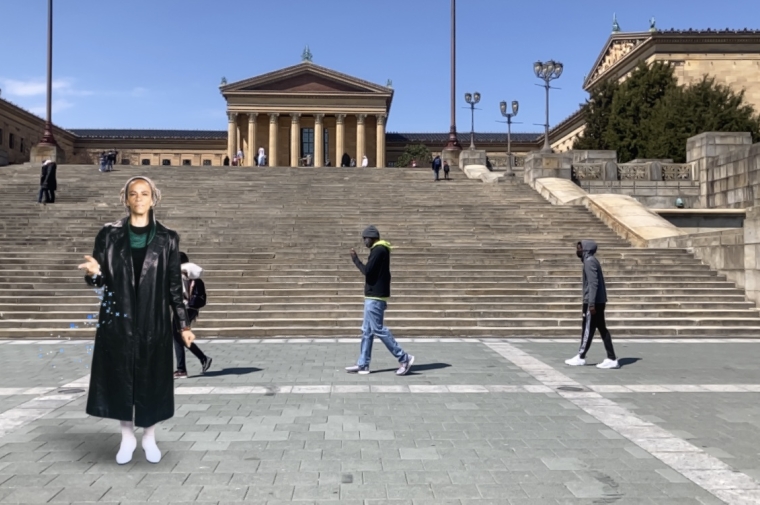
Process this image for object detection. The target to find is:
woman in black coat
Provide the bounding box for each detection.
[79,176,195,465]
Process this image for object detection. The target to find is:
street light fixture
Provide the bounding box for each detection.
[534,60,563,152]
[499,100,519,174]
[464,91,480,149]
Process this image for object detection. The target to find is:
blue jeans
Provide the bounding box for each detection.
[357,299,407,367]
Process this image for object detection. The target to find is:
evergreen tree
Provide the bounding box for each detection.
[603,61,678,162]
[573,79,619,151]
[646,76,760,162]
[396,144,432,168]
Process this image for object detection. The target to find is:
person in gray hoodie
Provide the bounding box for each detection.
[565,240,619,369]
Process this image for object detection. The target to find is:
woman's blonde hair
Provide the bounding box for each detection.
[119,176,162,211]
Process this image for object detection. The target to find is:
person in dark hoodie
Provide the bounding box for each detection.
[38,160,57,204]
[565,240,619,369]
[347,225,415,375]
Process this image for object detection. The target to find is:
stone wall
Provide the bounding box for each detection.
[579,180,701,208]
[687,132,759,208]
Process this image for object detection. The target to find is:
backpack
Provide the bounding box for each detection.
[188,279,207,310]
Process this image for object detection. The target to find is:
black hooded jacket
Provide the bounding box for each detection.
[579,239,608,305]
[352,241,392,299]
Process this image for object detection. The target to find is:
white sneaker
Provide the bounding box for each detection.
[596,359,620,369]
[564,355,586,366]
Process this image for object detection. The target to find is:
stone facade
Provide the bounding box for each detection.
[0,98,76,165]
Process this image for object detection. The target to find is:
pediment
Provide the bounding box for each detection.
[221,62,391,95]
[584,34,651,89]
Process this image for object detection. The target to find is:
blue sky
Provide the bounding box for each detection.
[1,0,756,133]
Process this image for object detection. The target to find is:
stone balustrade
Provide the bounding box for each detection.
[572,161,694,182]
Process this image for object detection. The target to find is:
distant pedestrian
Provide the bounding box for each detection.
[346,225,415,376]
[223,156,230,166]
[107,150,116,171]
[173,252,212,379]
[99,152,108,172]
[443,160,451,180]
[350,158,356,167]
[361,155,369,168]
[341,152,351,167]
[431,155,441,181]
[38,160,57,204]
[565,240,619,369]
[258,147,266,166]
[237,149,244,165]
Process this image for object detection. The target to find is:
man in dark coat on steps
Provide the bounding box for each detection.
[78,176,195,465]
[38,160,57,204]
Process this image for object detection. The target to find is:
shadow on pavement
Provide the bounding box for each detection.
[374,362,452,375]
[617,357,641,368]
[197,367,262,377]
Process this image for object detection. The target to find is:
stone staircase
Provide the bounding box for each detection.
[0,164,758,339]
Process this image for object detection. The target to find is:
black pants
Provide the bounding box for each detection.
[38,188,55,203]
[173,317,206,372]
[444,169,450,180]
[433,169,440,181]
[578,303,616,360]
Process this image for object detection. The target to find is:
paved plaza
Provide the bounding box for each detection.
[1,338,760,504]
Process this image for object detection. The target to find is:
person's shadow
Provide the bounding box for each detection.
[616,357,641,368]
[196,367,261,378]
[372,362,451,375]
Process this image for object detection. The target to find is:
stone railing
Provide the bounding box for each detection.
[662,163,693,181]
[572,163,604,180]
[617,163,648,180]
[573,161,695,182]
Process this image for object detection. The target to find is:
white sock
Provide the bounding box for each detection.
[142,425,162,463]
[116,421,136,465]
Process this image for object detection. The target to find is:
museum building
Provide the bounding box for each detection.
[1,27,759,167]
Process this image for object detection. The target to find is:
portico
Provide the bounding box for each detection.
[220,62,393,167]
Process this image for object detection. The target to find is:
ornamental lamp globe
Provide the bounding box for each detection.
[465,92,472,103]
[545,60,555,76]
[511,100,519,115]
[554,62,564,78]
[500,101,507,115]
[473,92,481,103]
[533,61,543,77]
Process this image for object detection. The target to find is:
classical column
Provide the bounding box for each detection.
[314,114,324,167]
[356,114,366,165]
[335,114,345,166]
[247,113,257,167]
[268,113,279,167]
[290,113,301,167]
[376,115,386,168]
[227,112,237,160]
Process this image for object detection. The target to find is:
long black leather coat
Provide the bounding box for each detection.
[84,215,188,427]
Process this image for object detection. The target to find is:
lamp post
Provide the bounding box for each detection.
[39,0,57,147]
[533,60,563,152]
[464,91,480,149]
[442,0,462,159]
[499,100,519,173]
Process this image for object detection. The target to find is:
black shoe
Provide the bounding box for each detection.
[201,356,212,374]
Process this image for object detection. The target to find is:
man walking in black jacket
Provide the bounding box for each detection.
[565,240,619,369]
[346,225,414,375]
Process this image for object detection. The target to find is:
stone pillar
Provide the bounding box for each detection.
[290,113,301,167]
[356,114,366,165]
[336,114,345,166]
[745,206,760,306]
[227,112,237,160]
[376,115,386,168]
[314,114,324,167]
[522,152,573,186]
[686,132,753,208]
[247,113,257,167]
[268,113,279,167]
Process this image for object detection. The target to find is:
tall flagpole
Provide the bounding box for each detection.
[39,0,58,146]
[442,0,461,161]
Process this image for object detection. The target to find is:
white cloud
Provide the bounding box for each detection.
[29,99,75,115]
[0,77,143,99]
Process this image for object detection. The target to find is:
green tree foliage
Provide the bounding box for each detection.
[646,77,760,162]
[573,61,760,163]
[396,144,432,168]
[603,61,678,162]
[573,79,619,151]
